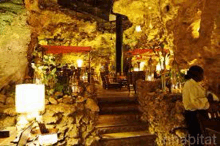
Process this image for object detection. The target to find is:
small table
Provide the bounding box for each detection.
[117,76,128,88]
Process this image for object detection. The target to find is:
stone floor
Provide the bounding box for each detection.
[96,85,156,146]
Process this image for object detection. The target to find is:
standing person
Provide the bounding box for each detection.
[182,65,219,146]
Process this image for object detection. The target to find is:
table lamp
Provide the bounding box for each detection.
[16,84,45,114]
[16,84,46,133]
[15,84,57,145]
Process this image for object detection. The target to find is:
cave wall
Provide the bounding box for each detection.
[1,0,220,92]
[171,0,220,93]
[113,0,220,93]
[113,0,179,50]
[0,0,31,89]
[24,0,118,74]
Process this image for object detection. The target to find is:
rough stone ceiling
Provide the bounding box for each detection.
[34,0,220,70]
[2,0,220,66]
[1,0,220,90]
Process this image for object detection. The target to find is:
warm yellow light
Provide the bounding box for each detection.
[77,59,83,67]
[135,25,142,32]
[149,22,153,29]
[39,133,58,145]
[26,112,42,122]
[181,69,188,75]
[140,62,145,71]
[156,63,162,71]
[72,82,79,93]
[188,59,198,65]
[17,115,29,126]
[191,19,201,38]
[81,75,88,82]
[134,68,139,71]
[147,74,154,81]
[109,14,116,21]
[16,84,45,113]
[165,55,170,70]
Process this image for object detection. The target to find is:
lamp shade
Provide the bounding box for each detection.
[16,84,45,113]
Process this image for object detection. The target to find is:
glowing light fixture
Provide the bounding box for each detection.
[135,25,142,32]
[134,68,139,71]
[156,63,162,72]
[16,84,45,113]
[39,133,58,145]
[147,74,154,81]
[140,62,145,71]
[77,59,83,67]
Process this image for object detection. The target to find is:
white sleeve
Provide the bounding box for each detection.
[192,96,210,110]
[183,82,209,110]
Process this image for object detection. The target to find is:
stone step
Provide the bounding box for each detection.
[97,96,137,104]
[99,131,156,146]
[98,112,141,125]
[97,122,148,134]
[99,102,139,114]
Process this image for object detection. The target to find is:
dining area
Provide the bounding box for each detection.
[100,71,146,93]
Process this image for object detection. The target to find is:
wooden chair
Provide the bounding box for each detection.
[127,71,145,93]
[170,109,220,146]
[197,109,220,145]
[100,72,107,89]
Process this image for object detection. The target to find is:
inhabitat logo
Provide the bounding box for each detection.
[163,134,217,145]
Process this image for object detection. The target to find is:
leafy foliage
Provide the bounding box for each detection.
[31,54,57,95]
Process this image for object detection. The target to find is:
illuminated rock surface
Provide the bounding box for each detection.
[0,0,220,90]
[0,0,31,89]
[0,1,220,145]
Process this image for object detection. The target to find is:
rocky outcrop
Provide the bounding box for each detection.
[0,0,31,89]
[0,83,99,146]
[137,80,185,146]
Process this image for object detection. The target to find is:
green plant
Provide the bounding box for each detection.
[32,54,57,95]
[32,50,43,58]
[54,82,64,92]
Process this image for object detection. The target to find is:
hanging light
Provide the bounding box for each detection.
[77,59,83,67]
[135,25,142,32]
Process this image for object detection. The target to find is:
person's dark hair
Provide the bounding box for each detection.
[185,65,204,80]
